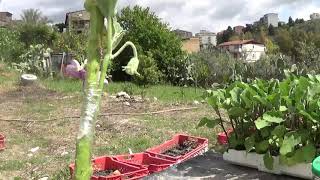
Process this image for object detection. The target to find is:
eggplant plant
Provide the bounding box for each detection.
[199,67,320,170]
[74,0,139,179]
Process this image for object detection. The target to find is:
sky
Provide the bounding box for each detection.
[1,0,320,33]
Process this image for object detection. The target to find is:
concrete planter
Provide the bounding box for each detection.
[223,149,312,180]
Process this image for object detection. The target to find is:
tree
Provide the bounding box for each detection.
[288,16,295,27]
[243,32,253,40]
[276,29,294,55]
[54,23,66,33]
[20,9,50,25]
[268,24,275,36]
[115,5,185,84]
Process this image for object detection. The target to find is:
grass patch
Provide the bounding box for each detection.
[41,78,82,93]
[0,160,25,171]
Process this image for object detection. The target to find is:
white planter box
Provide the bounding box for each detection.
[223,150,312,180]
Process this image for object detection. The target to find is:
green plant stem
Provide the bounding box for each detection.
[112,41,137,59]
[74,5,104,180]
[216,109,229,143]
[99,16,113,91]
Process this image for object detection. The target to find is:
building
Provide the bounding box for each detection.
[195,30,217,50]
[0,12,12,27]
[218,39,266,62]
[233,26,245,35]
[255,13,279,27]
[65,10,90,33]
[310,13,320,20]
[173,29,193,39]
[181,37,200,54]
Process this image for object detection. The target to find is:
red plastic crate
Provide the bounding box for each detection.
[0,134,5,151]
[146,134,208,163]
[217,129,233,145]
[69,156,148,180]
[114,153,175,173]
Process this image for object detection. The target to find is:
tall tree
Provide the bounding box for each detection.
[115,5,185,83]
[288,16,295,27]
[20,9,50,24]
[268,24,275,36]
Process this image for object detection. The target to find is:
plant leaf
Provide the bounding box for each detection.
[271,125,286,138]
[280,134,301,156]
[255,140,269,154]
[263,152,274,170]
[302,144,316,162]
[279,106,288,112]
[245,136,255,153]
[197,118,219,128]
[263,114,284,124]
[255,118,270,130]
[228,107,246,117]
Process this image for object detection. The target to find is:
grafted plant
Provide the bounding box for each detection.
[74,0,139,179]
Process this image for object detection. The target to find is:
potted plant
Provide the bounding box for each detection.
[199,68,320,179]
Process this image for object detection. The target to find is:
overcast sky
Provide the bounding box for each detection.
[1,0,320,33]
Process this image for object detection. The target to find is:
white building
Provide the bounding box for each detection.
[218,40,266,62]
[310,13,320,20]
[195,30,217,50]
[262,13,279,27]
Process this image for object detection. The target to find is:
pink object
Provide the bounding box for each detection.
[146,134,209,163]
[217,129,233,145]
[0,134,5,151]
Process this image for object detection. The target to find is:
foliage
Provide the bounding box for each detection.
[115,5,185,84]
[199,69,320,169]
[12,44,52,76]
[20,9,50,25]
[53,32,88,63]
[0,28,24,63]
[133,51,163,85]
[17,23,56,47]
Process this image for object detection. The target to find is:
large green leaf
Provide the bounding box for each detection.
[280,134,301,156]
[197,117,219,129]
[245,136,255,153]
[263,152,274,170]
[302,144,316,162]
[271,125,286,138]
[279,155,297,166]
[279,106,288,112]
[263,114,285,124]
[255,140,269,154]
[255,118,270,130]
[299,110,317,123]
[112,20,125,50]
[96,0,118,17]
[228,107,246,117]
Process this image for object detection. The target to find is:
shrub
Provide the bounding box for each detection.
[199,68,320,169]
[133,52,163,85]
[17,24,56,47]
[0,28,25,63]
[12,44,52,76]
[53,32,88,63]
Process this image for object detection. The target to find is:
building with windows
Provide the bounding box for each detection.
[173,29,193,39]
[218,39,266,62]
[0,12,12,27]
[195,30,217,50]
[254,13,279,27]
[65,10,90,33]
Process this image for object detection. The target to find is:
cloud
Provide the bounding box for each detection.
[0,0,319,33]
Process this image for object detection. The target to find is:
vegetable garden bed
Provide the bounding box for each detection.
[199,68,320,179]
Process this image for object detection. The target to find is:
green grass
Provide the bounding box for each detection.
[41,79,205,103]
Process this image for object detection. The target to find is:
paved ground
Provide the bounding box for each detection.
[145,151,303,180]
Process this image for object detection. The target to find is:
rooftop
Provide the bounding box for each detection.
[218,39,263,46]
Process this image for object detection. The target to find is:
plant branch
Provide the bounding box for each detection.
[112,41,137,59]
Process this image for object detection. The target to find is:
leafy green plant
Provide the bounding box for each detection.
[0,28,25,63]
[199,67,320,169]
[12,44,52,76]
[74,0,139,179]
